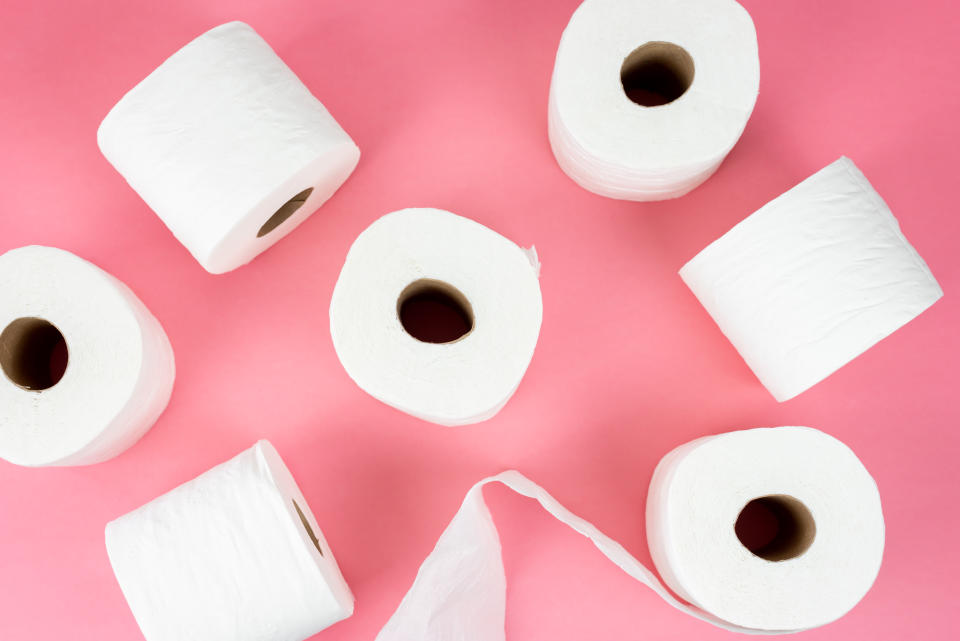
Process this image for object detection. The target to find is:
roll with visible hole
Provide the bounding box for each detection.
[98,21,360,274]
[105,440,354,641]
[0,246,174,467]
[330,208,543,426]
[646,426,884,630]
[376,427,884,639]
[548,0,759,201]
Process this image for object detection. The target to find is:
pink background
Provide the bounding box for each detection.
[1,0,958,638]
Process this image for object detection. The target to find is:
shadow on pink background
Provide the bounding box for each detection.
[1,0,958,638]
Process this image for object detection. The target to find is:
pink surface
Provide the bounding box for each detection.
[0,0,958,638]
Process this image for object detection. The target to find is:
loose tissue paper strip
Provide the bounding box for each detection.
[377,427,884,638]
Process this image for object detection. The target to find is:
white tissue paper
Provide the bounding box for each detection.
[98,21,360,274]
[329,208,543,426]
[105,440,354,641]
[0,246,174,467]
[548,0,759,201]
[377,427,884,639]
[680,157,943,401]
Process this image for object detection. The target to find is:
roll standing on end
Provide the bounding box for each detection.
[0,246,175,467]
[548,0,760,200]
[105,440,354,641]
[646,426,884,631]
[97,21,360,274]
[376,427,884,639]
[330,208,543,426]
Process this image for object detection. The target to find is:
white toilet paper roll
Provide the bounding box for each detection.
[680,157,943,401]
[98,21,360,274]
[105,440,354,641]
[329,208,543,426]
[0,246,175,467]
[548,0,759,201]
[646,427,884,630]
[377,427,884,639]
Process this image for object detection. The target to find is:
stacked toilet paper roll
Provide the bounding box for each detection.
[330,208,543,426]
[105,440,354,641]
[548,0,760,201]
[377,427,884,638]
[680,157,943,401]
[98,21,360,274]
[0,246,175,467]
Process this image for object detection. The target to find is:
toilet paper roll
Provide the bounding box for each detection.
[329,208,543,426]
[0,246,175,467]
[680,157,943,401]
[548,0,759,201]
[98,21,360,274]
[105,440,354,641]
[377,427,884,639]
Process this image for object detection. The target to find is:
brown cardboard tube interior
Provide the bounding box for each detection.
[397,278,474,344]
[0,317,69,391]
[734,495,816,561]
[293,499,323,556]
[257,187,314,238]
[620,41,695,107]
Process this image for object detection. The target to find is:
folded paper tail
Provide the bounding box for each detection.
[375,471,780,640]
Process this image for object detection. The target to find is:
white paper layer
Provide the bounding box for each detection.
[105,440,354,641]
[0,246,174,466]
[329,208,543,426]
[377,427,884,638]
[98,21,360,273]
[548,0,759,201]
[680,157,943,401]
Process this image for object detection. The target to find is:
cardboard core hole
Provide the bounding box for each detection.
[735,495,816,561]
[293,500,323,556]
[620,41,695,106]
[257,187,314,238]
[0,317,68,391]
[397,279,474,344]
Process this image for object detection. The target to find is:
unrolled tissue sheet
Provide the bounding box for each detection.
[548,0,759,201]
[98,21,360,274]
[106,440,354,641]
[0,246,174,466]
[680,157,943,401]
[330,208,543,426]
[377,427,884,638]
